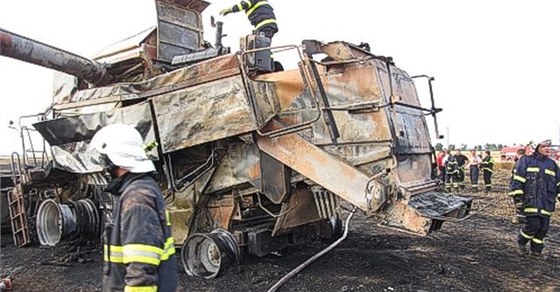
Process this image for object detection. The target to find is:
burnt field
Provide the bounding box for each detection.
[2,168,560,291]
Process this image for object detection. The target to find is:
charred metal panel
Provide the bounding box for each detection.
[374,60,434,188]
[259,152,290,204]
[255,70,314,112]
[155,0,208,63]
[409,192,472,219]
[205,142,261,194]
[375,62,432,154]
[256,122,387,212]
[320,63,390,143]
[382,201,432,235]
[34,102,155,147]
[61,54,239,106]
[153,75,256,152]
[248,80,280,127]
[321,144,392,170]
[382,192,472,236]
[395,155,435,189]
[33,102,157,174]
[272,188,324,236]
[49,142,103,174]
[92,27,156,63]
[207,195,235,230]
[248,228,288,257]
[53,72,78,105]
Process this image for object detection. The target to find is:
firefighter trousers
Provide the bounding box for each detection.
[517,216,550,254]
[445,172,459,191]
[482,170,492,191]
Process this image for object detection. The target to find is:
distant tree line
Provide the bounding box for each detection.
[434,143,504,151]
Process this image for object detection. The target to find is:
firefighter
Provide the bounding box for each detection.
[445,150,459,192]
[219,0,278,41]
[510,139,560,258]
[454,150,469,190]
[480,150,495,192]
[90,124,178,292]
[509,148,527,224]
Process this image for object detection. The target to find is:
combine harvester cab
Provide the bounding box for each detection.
[0,0,471,279]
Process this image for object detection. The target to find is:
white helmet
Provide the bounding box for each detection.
[90,123,156,173]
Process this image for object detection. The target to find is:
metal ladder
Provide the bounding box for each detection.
[7,184,31,247]
[8,152,31,247]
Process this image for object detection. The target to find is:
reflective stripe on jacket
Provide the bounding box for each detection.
[481,155,494,173]
[231,0,278,31]
[103,173,178,292]
[509,153,560,216]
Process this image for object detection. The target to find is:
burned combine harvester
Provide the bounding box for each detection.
[1,0,471,279]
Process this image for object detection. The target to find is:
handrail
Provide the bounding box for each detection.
[238,44,323,138]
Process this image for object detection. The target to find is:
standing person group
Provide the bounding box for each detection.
[510,139,560,258]
[440,149,473,192]
[438,148,495,193]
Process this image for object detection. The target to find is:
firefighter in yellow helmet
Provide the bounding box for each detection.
[90,124,177,292]
[219,0,278,41]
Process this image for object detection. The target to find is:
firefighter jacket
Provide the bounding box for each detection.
[446,155,459,174]
[510,152,560,217]
[480,155,494,173]
[103,173,178,292]
[229,0,278,32]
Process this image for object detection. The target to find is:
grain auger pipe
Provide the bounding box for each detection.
[0,28,114,86]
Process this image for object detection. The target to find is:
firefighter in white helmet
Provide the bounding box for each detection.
[90,123,178,292]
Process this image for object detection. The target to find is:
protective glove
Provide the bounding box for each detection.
[219,7,233,16]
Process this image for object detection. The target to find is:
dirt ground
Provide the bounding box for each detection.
[2,168,560,292]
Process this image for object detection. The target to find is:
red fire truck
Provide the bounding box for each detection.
[501,145,560,161]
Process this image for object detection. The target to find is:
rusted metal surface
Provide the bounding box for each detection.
[155,0,209,63]
[383,201,433,236]
[153,75,256,152]
[256,122,386,212]
[302,40,372,62]
[272,188,323,236]
[205,143,261,194]
[0,28,113,86]
[259,152,290,204]
[207,195,235,230]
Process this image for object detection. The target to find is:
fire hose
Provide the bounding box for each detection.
[267,207,356,292]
